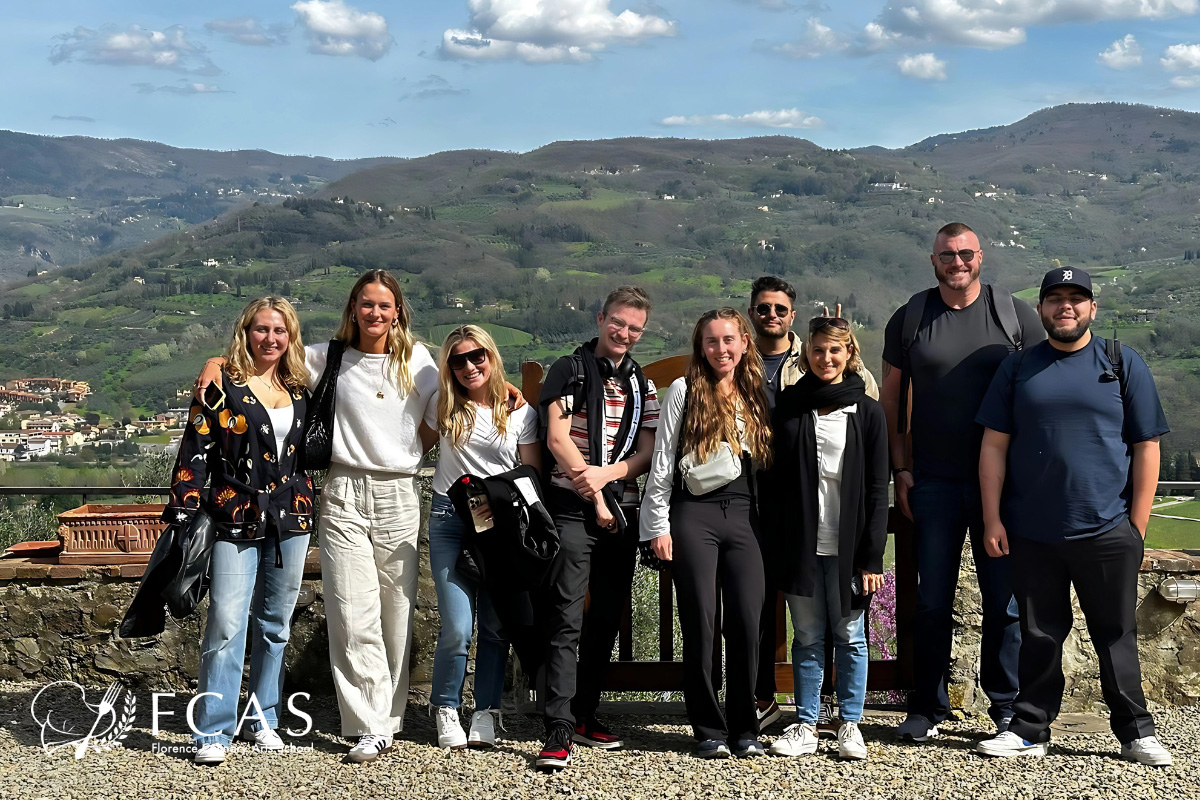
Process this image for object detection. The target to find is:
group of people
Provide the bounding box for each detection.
[151,219,1172,769]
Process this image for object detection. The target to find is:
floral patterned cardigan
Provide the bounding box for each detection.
[162,369,315,541]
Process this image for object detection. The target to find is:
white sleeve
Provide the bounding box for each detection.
[412,343,440,419]
[304,343,327,393]
[423,388,440,430]
[516,405,540,444]
[639,376,687,542]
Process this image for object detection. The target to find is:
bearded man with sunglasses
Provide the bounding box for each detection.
[880,222,1043,744]
[533,285,660,769]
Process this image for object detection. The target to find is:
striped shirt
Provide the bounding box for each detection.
[551,375,659,502]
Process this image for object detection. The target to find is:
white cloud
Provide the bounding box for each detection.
[661,108,824,129]
[399,74,470,101]
[1170,74,1200,87]
[133,81,231,94]
[1162,42,1200,71]
[867,1,1198,51]
[292,0,392,60]
[1098,34,1142,68]
[771,17,844,58]
[205,17,289,47]
[51,115,96,122]
[897,52,947,80]
[49,25,219,75]
[440,0,676,63]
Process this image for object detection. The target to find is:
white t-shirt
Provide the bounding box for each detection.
[425,400,539,495]
[305,341,439,474]
[265,405,295,459]
[813,405,855,557]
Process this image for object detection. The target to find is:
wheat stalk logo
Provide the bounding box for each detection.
[30,681,137,758]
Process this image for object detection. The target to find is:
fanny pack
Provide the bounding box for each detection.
[678,441,742,495]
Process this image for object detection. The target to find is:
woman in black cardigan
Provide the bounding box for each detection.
[169,296,316,765]
[766,315,888,761]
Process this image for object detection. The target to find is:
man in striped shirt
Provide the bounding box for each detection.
[535,286,660,769]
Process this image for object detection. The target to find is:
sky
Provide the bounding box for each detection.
[3,1,1200,160]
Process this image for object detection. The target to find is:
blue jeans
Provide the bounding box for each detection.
[907,474,1020,725]
[429,493,508,710]
[194,533,310,746]
[786,556,868,724]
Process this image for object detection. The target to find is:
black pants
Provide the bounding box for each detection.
[755,589,779,702]
[538,496,637,732]
[1007,518,1156,745]
[671,496,765,743]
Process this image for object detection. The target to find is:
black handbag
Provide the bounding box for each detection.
[304,339,345,471]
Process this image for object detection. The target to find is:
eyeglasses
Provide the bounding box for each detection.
[808,316,851,332]
[936,249,980,265]
[448,347,488,370]
[754,303,792,318]
[605,316,645,337]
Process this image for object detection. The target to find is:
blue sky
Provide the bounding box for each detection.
[4,1,1200,159]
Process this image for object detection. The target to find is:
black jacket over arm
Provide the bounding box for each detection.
[164,369,315,540]
[765,388,889,618]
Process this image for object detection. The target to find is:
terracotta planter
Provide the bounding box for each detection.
[56,503,167,564]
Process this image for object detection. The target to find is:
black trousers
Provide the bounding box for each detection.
[538,496,637,732]
[671,496,765,743]
[1007,518,1156,745]
[755,588,779,702]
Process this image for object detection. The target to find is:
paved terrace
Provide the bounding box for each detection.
[1,683,1196,800]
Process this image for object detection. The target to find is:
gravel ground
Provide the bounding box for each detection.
[1,681,1195,800]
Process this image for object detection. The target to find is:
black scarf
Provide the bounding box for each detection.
[791,370,866,410]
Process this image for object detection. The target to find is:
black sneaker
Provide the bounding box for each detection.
[573,718,623,749]
[536,724,574,770]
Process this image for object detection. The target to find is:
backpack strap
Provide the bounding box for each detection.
[986,284,1024,352]
[897,289,932,434]
[1106,334,1128,400]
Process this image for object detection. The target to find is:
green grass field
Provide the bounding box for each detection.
[427,322,533,347]
[1147,498,1200,548]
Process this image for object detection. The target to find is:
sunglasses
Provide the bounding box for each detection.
[754,303,792,318]
[808,316,852,332]
[448,347,488,370]
[935,249,980,265]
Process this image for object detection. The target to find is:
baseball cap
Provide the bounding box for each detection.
[1039,267,1093,302]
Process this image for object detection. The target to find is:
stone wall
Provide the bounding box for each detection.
[949,546,1200,715]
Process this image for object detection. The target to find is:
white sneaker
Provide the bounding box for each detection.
[193,742,226,765]
[837,721,867,760]
[468,710,497,749]
[975,731,1049,758]
[434,706,468,750]
[243,727,285,751]
[1121,736,1173,766]
[769,723,819,757]
[897,714,940,742]
[347,734,393,763]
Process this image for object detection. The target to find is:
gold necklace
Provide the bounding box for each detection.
[376,358,388,399]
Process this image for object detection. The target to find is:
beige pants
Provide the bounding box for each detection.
[319,464,421,737]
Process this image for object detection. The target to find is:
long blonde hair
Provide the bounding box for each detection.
[225,297,309,390]
[335,269,416,394]
[682,308,772,468]
[437,325,510,447]
[799,316,865,378]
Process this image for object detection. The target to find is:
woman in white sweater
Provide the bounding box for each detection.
[196,270,438,762]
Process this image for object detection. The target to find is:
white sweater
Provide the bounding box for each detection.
[305,341,439,474]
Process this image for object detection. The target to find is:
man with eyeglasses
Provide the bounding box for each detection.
[973,268,1170,765]
[880,222,1043,744]
[534,285,660,769]
[746,276,879,728]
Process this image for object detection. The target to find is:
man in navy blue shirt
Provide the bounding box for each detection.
[973,267,1172,766]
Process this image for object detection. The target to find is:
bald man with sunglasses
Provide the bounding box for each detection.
[880,223,1044,744]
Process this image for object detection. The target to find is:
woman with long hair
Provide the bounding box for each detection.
[640,307,773,759]
[421,325,541,750]
[766,315,888,760]
[195,270,439,762]
[171,297,315,765]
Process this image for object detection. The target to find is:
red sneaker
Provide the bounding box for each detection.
[536,725,574,769]
[573,718,623,749]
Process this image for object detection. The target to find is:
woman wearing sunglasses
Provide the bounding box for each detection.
[641,308,773,759]
[420,325,541,750]
[765,315,888,760]
[194,270,439,762]
[169,297,316,765]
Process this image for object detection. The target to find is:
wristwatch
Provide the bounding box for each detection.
[892,467,911,478]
